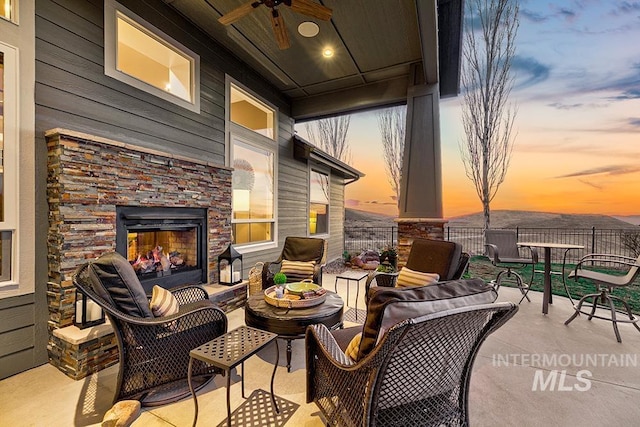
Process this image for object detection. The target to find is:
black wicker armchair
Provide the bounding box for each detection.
[261,236,325,288]
[306,301,518,426]
[365,238,469,299]
[72,252,228,406]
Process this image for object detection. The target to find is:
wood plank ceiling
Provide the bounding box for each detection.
[163,0,463,120]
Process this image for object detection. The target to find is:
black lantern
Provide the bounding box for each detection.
[74,289,105,329]
[218,243,243,285]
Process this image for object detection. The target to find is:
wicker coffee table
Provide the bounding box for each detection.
[245,291,344,372]
[188,326,279,427]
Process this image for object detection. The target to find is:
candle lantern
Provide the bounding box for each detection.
[218,243,243,285]
[74,289,105,329]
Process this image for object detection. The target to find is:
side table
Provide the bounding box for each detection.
[334,270,369,320]
[188,326,279,427]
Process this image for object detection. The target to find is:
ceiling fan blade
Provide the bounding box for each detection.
[288,0,332,21]
[270,9,291,50]
[218,1,261,26]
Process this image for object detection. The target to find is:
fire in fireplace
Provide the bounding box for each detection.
[116,206,207,292]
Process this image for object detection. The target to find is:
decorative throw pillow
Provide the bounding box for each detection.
[88,252,154,318]
[345,332,362,362]
[280,260,316,281]
[396,267,440,288]
[149,285,179,317]
[357,279,498,361]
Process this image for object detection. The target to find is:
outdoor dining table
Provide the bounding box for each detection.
[517,242,584,314]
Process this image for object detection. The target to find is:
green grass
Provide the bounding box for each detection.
[467,256,640,314]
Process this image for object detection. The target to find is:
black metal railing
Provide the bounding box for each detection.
[344,225,640,263]
[343,227,397,253]
[445,226,640,263]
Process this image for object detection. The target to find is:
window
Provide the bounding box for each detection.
[230,84,274,139]
[0,43,18,285]
[309,170,329,235]
[1,0,16,23]
[228,81,277,248]
[104,0,200,112]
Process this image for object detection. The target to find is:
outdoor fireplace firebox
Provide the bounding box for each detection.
[116,206,207,292]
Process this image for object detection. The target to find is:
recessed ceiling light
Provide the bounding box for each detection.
[322,48,334,58]
[298,21,319,37]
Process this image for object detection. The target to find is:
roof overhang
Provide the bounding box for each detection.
[292,135,364,183]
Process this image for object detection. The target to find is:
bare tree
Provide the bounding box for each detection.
[622,230,640,257]
[305,115,352,163]
[376,105,406,204]
[459,0,519,232]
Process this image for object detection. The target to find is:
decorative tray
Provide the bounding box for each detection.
[285,281,321,296]
[264,285,326,309]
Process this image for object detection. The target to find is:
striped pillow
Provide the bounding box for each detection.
[396,267,439,288]
[150,285,179,317]
[345,332,362,362]
[280,260,316,281]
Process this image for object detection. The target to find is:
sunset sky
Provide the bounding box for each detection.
[296,0,640,219]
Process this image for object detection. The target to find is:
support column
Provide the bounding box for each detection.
[396,82,446,264]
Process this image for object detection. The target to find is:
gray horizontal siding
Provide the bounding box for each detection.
[35,0,290,160]
[0,294,38,380]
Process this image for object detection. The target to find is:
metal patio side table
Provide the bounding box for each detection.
[188,326,279,427]
[334,270,369,320]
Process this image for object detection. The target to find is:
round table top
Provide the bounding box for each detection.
[245,291,344,337]
[517,242,584,249]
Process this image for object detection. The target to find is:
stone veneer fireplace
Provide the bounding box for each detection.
[45,129,232,377]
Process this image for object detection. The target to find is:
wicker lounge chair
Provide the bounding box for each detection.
[485,229,538,303]
[565,253,640,342]
[72,252,228,406]
[261,236,325,288]
[306,293,517,426]
[365,238,469,298]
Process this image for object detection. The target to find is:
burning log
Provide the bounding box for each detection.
[169,251,185,267]
[131,246,186,274]
[152,246,171,272]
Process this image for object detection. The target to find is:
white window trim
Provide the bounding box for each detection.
[0,0,18,24]
[103,0,200,113]
[0,41,19,287]
[226,77,278,253]
[308,166,330,238]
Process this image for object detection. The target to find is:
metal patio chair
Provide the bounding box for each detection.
[485,229,538,303]
[564,253,640,343]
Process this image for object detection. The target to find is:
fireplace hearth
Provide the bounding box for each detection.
[116,206,207,292]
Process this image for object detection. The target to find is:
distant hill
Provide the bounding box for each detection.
[345,209,395,227]
[448,210,636,229]
[614,215,640,226]
[345,208,638,229]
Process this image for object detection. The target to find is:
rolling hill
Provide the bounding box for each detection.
[345,208,639,229]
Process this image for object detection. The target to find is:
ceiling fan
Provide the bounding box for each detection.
[218,0,332,50]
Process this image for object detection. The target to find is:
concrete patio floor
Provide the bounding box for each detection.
[2,274,640,426]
